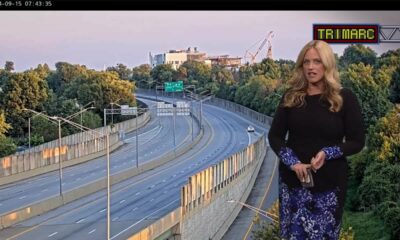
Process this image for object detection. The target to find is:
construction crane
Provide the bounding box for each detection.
[244,31,274,65]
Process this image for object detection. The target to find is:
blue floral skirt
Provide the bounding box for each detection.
[279,180,342,240]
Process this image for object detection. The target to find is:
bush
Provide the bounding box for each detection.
[0,135,16,157]
[375,201,400,239]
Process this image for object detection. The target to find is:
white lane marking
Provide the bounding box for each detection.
[48,232,58,237]
[99,208,106,213]
[88,229,96,234]
[111,199,179,240]
[119,200,126,204]
[19,196,26,200]
[135,192,141,196]
[247,132,251,146]
[41,189,48,192]
[76,218,85,223]
[112,217,119,221]
[131,207,138,212]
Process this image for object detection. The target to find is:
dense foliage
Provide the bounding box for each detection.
[0,62,136,157]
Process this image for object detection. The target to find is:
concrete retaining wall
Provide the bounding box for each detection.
[0,112,150,185]
[180,137,267,240]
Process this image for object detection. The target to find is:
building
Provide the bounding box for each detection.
[205,55,242,68]
[149,47,241,70]
[150,47,205,70]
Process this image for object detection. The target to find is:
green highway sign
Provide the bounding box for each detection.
[164,81,183,92]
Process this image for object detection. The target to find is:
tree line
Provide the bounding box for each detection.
[0,62,136,157]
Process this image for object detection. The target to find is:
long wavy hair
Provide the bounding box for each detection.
[282,40,343,112]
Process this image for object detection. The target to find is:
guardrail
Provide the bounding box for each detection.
[181,135,265,215]
[127,92,272,240]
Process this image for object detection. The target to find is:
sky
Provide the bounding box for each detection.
[1,11,399,72]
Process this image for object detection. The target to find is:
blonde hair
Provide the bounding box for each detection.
[282,40,343,112]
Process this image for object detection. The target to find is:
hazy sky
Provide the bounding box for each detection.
[1,11,399,72]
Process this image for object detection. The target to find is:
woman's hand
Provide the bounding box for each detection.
[290,163,312,183]
[311,151,326,171]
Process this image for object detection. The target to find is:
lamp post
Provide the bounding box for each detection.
[24,106,97,201]
[227,199,279,223]
[56,116,111,240]
[28,111,47,149]
[23,109,63,199]
[73,101,95,131]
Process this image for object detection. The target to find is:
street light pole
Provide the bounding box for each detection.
[106,134,111,240]
[24,107,95,202]
[173,106,176,147]
[56,116,111,240]
[191,103,194,142]
[57,118,63,200]
[135,109,139,168]
[28,117,31,149]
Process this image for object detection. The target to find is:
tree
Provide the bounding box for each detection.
[63,70,136,111]
[252,58,282,80]
[131,64,153,89]
[0,111,11,136]
[5,61,15,72]
[47,62,88,94]
[151,64,177,86]
[0,135,16,157]
[106,63,132,80]
[0,70,49,137]
[366,107,400,164]
[237,64,254,85]
[274,59,295,83]
[376,49,400,69]
[235,75,278,111]
[389,66,400,103]
[341,63,392,128]
[34,63,51,79]
[211,65,235,99]
[179,61,211,88]
[339,45,377,68]
[0,111,16,157]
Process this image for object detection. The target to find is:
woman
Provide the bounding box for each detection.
[268,40,365,239]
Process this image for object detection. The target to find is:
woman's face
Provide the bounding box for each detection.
[302,48,325,85]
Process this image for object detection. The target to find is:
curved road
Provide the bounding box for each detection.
[0,99,266,240]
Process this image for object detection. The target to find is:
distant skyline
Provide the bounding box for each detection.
[1,11,399,72]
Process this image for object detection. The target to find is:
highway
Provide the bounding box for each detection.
[0,98,267,240]
[0,98,195,216]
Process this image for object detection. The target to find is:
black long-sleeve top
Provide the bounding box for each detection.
[268,88,365,191]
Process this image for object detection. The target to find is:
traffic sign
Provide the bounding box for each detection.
[121,105,138,115]
[165,81,183,92]
[156,102,174,116]
[176,101,190,116]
